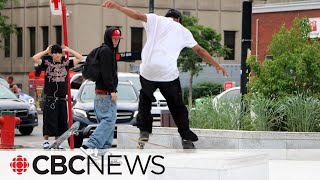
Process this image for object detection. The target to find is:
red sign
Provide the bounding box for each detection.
[51,0,61,10]
[310,20,317,31]
[224,81,236,90]
[50,0,62,15]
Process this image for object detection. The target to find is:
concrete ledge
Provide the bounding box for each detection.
[117,125,320,160]
[148,151,269,180]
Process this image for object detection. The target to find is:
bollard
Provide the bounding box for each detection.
[0,111,21,149]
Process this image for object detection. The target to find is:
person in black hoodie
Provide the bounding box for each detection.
[81,27,121,153]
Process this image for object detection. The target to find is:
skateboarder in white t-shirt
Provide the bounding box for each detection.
[102,1,228,149]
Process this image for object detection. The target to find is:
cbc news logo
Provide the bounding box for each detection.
[10,155,30,175]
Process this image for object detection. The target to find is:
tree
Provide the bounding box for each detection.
[178,15,229,107]
[0,0,16,46]
[247,18,320,98]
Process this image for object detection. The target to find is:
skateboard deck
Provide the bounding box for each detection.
[131,138,170,149]
[49,121,80,149]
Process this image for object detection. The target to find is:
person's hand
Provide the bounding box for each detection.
[45,45,52,54]
[102,1,119,9]
[215,64,229,77]
[61,45,70,52]
[111,92,118,102]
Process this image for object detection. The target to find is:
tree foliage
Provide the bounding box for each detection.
[0,0,16,44]
[178,15,229,106]
[247,18,320,98]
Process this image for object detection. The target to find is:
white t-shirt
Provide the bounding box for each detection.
[140,14,198,82]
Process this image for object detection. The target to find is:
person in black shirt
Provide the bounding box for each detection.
[80,27,121,156]
[32,44,83,149]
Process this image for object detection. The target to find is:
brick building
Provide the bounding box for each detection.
[252,1,320,62]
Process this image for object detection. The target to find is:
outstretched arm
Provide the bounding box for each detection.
[192,44,229,77]
[102,1,147,22]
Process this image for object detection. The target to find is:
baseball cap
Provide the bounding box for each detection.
[112,29,123,39]
[51,44,62,54]
[165,9,182,23]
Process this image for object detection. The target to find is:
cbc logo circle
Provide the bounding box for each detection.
[10,155,29,175]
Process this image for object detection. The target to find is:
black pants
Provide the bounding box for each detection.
[137,76,198,141]
[43,99,68,137]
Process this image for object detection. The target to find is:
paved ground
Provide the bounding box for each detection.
[9,112,320,179]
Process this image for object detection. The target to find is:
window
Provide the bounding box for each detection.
[182,11,191,16]
[42,26,49,50]
[224,31,236,60]
[29,27,36,56]
[55,26,62,45]
[4,34,10,57]
[131,27,143,52]
[17,28,23,57]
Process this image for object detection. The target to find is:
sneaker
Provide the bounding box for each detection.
[139,131,150,141]
[80,145,99,160]
[43,141,50,149]
[180,130,198,142]
[54,146,64,150]
[181,139,196,149]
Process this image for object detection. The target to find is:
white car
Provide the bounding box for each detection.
[70,72,169,125]
[118,72,168,122]
[212,87,241,107]
[0,77,9,88]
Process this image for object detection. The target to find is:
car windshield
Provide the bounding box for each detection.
[0,84,18,99]
[0,78,9,88]
[118,76,141,90]
[80,83,138,103]
[220,89,241,101]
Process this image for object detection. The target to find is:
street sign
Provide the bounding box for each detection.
[50,0,62,16]
[309,18,320,38]
[116,52,141,61]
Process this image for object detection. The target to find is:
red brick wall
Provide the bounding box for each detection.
[252,9,320,62]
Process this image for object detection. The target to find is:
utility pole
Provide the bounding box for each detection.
[149,0,154,13]
[240,0,252,128]
[241,0,252,96]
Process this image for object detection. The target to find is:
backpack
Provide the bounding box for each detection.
[82,45,104,81]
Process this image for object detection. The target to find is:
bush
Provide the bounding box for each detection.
[183,82,223,104]
[190,93,320,132]
[190,96,241,130]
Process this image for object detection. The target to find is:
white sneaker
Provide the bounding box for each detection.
[80,145,99,160]
[43,142,50,149]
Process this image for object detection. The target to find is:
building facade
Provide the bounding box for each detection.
[252,1,320,62]
[0,0,308,92]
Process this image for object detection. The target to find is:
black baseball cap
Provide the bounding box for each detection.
[51,44,62,54]
[165,9,182,23]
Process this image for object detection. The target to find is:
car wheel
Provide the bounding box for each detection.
[68,133,83,148]
[19,127,34,135]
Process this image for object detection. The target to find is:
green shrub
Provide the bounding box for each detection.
[183,82,223,104]
[283,95,320,132]
[190,96,241,130]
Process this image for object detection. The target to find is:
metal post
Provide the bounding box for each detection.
[61,0,74,149]
[149,0,154,13]
[240,0,252,128]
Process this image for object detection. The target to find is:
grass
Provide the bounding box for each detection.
[189,94,320,132]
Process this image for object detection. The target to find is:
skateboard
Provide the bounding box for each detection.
[131,138,170,149]
[49,121,80,149]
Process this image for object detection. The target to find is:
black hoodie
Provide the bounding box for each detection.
[95,27,120,92]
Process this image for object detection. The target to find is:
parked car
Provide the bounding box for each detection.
[118,72,168,122]
[71,80,139,148]
[212,87,241,107]
[0,83,38,135]
[71,72,169,123]
[18,88,36,106]
[0,77,9,88]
